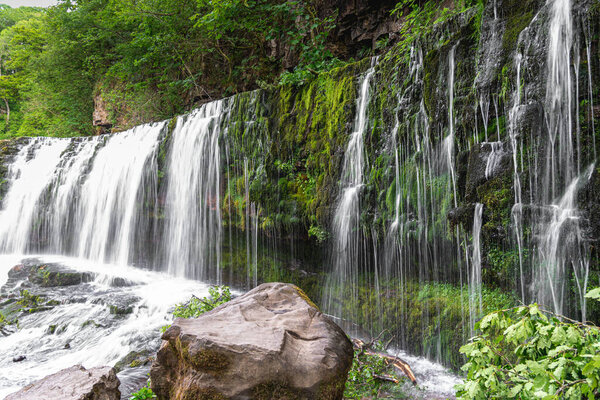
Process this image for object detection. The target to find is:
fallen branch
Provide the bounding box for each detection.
[373,373,401,384]
[353,338,417,385]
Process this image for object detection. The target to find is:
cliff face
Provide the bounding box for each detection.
[1,0,599,368]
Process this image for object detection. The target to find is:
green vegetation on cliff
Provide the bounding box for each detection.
[0,0,344,138]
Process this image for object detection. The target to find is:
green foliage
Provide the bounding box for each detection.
[344,342,409,399]
[389,0,483,64]
[173,286,232,319]
[0,0,345,135]
[162,286,232,332]
[308,224,328,243]
[129,381,156,400]
[345,352,388,398]
[456,300,600,399]
[17,289,42,307]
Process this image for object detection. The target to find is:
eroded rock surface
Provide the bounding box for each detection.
[151,282,353,400]
[5,365,120,400]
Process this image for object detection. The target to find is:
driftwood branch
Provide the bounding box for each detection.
[373,373,401,384]
[352,338,417,385]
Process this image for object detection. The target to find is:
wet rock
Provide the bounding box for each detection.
[114,350,154,373]
[151,282,353,400]
[465,142,512,203]
[28,264,94,287]
[5,365,120,400]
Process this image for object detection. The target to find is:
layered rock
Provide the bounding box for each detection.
[5,365,120,400]
[150,282,353,400]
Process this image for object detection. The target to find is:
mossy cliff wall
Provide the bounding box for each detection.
[185,0,600,367]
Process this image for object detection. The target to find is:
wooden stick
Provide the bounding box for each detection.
[352,338,418,385]
[373,374,400,384]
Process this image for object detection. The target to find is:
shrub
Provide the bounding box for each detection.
[456,290,600,399]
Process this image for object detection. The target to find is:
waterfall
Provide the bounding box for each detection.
[0,138,69,253]
[528,0,593,319]
[0,124,164,264]
[445,43,459,208]
[544,0,574,200]
[509,48,526,302]
[163,101,225,280]
[469,203,483,333]
[76,123,163,265]
[534,165,594,319]
[46,138,102,254]
[484,142,504,179]
[325,57,378,318]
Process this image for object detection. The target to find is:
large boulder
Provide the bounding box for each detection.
[151,282,353,400]
[6,365,120,400]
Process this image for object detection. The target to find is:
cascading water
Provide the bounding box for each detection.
[533,165,594,319]
[163,101,225,280]
[76,123,164,265]
[484,142,504,179]
[469,203,483,333]
[324,57,378,319]
[527,0,593,318]
[0,138,69,253]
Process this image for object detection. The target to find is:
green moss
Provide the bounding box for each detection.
[187,348,230,373]
[178,386,227,400]
[294,286,320,311]
[252,381,299,400]
[501,0,539,53]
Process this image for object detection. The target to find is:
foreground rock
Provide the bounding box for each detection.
[6,365,120,400]
[151,282,353,400]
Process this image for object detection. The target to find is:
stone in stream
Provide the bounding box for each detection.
[5,365,120,400]
[151,282,354,400]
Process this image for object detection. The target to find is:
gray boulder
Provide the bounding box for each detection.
[151,282,353,400]
[6,365,120,400]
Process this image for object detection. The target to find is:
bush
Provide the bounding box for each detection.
[456,290,600,399]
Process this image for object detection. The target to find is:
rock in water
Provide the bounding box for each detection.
[151,282,353,400]
[6,365,120,400]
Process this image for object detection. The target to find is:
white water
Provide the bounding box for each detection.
[534,165,594,319]
[509,48,526,302]
[0,255,211,399]
[325,57,378,317]
[469,204,483,334]
[76,123,163,265]
[47,138,102,253]
[484,142,504,179]
[445,44,459,207]
[392,348,462,399]
[0,139,69,253]
[164,102,225,280]
[545,0,574,199]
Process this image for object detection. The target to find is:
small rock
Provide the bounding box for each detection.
[6,365,120,400]
[12,355,26,362]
